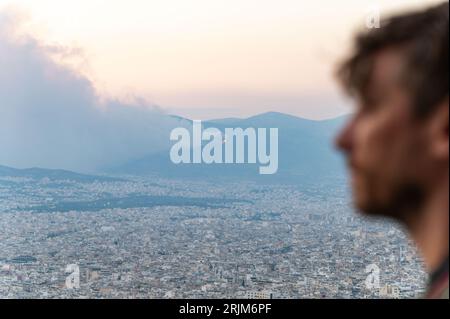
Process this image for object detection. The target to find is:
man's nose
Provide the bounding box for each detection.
[335,117,356,154]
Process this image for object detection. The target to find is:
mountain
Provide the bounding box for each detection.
[112,112,350,185]
[0,165,124,183]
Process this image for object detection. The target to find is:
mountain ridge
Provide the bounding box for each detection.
[1,111,350,186]
[0,165,124,183]
[113,111,349,185]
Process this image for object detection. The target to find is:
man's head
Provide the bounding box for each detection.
[336,2,449,221]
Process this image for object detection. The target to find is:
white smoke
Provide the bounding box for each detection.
[0,9,178,173]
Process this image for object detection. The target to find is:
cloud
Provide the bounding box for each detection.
[0,8,179,172]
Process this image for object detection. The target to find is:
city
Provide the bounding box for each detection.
[0,173,427,298]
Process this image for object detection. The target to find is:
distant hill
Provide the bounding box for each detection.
[112,112,350,185]
[0,165,124,183]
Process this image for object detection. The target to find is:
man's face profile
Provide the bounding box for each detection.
[336,48,449,220]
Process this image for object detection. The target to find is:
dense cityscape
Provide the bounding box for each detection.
[0,174,427,299]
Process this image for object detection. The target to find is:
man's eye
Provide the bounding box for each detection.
[359,103,376,114]
[361,97,382,112]
[366,96,380,106]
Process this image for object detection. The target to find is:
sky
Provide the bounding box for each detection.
[0,8,186,171]
[0,0,442,120]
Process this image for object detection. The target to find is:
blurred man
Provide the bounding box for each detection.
[336,2,448,298]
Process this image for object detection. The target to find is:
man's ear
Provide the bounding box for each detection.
[428,98,449,161]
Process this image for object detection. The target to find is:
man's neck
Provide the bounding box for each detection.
[407,177,449,273]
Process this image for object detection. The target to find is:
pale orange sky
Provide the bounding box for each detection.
[0,0,443,119]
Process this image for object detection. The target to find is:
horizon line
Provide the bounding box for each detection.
[168,110,353,123]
